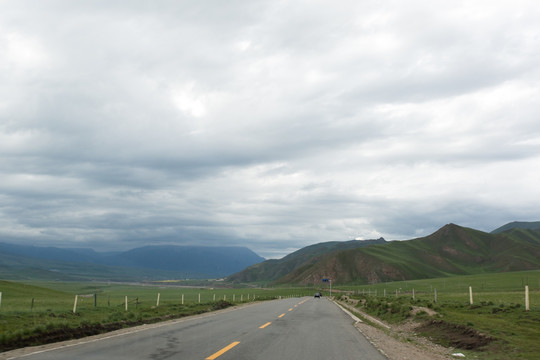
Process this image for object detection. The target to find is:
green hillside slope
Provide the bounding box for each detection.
[274,224,540,285]
[227,238,386,283]
[491,221,540,234]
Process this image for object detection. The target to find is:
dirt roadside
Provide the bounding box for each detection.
[336,299,459,360]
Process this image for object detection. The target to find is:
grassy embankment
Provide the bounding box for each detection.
[332,270,540,360]
[0,280,314,352]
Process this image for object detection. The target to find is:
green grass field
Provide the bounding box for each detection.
[0,281,317,310]
[2,271,540,358]
[0,280,314,352]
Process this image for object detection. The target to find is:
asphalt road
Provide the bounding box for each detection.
[10,297,386,360]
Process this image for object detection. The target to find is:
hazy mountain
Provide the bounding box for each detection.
[100,245,265,277]
[0,251,194,282]
[0,243,264,280]
[0,243,103,263]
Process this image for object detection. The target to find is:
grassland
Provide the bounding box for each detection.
[2,270,540,358]
[0,280,314,352]
[333,270,540,359]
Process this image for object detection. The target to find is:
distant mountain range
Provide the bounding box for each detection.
[228,221,540,285]
[0,243,264,281]
[3,221,539,284]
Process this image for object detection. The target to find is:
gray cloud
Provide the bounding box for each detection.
[1,0,539,258]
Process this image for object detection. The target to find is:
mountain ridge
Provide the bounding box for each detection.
[491,221,540,234]
[3,221,539,283]
[229,222,540,285]
[227,238,387,283]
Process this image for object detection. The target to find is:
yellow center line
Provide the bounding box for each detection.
[278,313,285,318]
[259,322,272,329]
[205,341,240,360]
[288,308,293,311]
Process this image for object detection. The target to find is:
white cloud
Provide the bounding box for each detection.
[2,32,50,70]
[0,0,539,258]
[171,82,209,118]
[235,40,252,52]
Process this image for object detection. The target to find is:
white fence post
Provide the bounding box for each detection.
[125,296,128,311]
[412,289,415,300]
[73,295,78,313]
[0,292,2,310]
[434,289,437,303]
[182,294,184,305]
[157,293,160,307]
[198,293,201,304]
[526,285,530,311]
[469,286,473,305]
[213,294,216,301]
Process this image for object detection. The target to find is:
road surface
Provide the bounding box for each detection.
[7,297,386,360]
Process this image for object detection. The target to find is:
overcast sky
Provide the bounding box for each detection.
[1,0,539,258]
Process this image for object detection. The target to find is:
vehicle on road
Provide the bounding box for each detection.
[314,292,322,298]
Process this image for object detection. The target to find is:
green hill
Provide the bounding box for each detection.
[0,279,68,301]
[226,238,386,283]
[231,223,540,285]
[281,224,540,285]
[491,221,540,234]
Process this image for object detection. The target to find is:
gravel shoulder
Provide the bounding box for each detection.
[336,299,457,360]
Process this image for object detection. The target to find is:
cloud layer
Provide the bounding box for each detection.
[1,0,540,258]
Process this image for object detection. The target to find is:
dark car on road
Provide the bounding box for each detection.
[314,292,322,298]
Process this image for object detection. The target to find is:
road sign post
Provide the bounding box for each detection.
[322,278,332,297]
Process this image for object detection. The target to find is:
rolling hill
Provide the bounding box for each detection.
[228,223,540,285]
[491,221,540,234]
[226,238,386,283]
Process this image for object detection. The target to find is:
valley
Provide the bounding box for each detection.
[1,221,540,358]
